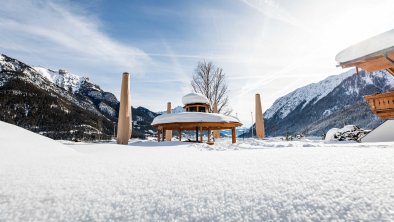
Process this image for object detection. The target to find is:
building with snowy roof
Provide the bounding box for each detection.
[336,29,394,142]
[152,92,242,144]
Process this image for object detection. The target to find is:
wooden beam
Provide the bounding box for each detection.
[208,129,211,143]
[157,130,161,142]
[162,128,165,142]
[231,127,236,144]
[179,130,182,141]
[386,68,394,76]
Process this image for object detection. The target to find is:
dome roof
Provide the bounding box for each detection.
[182,93,209,105]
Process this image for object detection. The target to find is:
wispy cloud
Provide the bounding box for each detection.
[239,0,308,30]
[0,0,149,76]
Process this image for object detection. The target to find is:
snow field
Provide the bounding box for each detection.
[1,122,394,221]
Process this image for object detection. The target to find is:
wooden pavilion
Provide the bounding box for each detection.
[152,93,242,144]
[336,29,394,119]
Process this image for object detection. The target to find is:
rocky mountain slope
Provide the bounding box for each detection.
[242,69,394,137]
[0,54,158,140]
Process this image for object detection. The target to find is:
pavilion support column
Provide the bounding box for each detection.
[196,127,199,142]
[165,102,172,141]
[231,127,236,144]
[213,102,220,139]
[162,128,165,142]
[255,93,265,139]
[116,72,132,145]
[157,129,161,142]
[199,127,203,143]
[179,130,182,141]
[208,129,211,143]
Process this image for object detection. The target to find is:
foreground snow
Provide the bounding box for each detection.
[1,121,394,221]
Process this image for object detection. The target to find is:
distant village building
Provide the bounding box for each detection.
[152,92,242,144]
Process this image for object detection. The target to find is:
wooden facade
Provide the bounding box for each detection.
[364,91,394,119]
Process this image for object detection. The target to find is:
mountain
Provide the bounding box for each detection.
[241,69,394,137]
[0,54,158,140]
[158,105,185,114]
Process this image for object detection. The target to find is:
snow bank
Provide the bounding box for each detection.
[361,120,394,142]
[1,125,394,221]
[182,92,209,105]
[0,121,77,162]
[152,112,240,125]
[336,29,394,63]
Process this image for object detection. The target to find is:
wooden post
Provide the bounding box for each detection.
[196,127,198,142]
[208,129,211,143]
[199,127,203,143]
[179,130,182,141]
[162,128,165,142]
[157,129,161,142]
[255,93,265,139]
[231,127,236,144]
[213,102,220,139]
[165,102,172,141]
[116,72,132,145]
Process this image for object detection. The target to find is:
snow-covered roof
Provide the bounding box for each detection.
[152,112,240,125]
[336,29,394,64]
[182,93,209,105]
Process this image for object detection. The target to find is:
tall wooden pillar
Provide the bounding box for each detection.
[117,72,132,145]
[255,93,265,139]
[213,102,220,139]
[179,130,182,141]
[208,129,211,142]
[231,127,236,144]
[162,128,165,142]
[165,102,172,141]
[157,129,161,142]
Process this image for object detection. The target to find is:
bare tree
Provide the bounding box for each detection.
[191,61,232,114]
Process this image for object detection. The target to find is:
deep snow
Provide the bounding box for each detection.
[1,121,394,221]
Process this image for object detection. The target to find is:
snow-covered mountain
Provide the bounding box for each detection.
[0,54,158,140]
[265,69,355,119]
[242,69,394,137]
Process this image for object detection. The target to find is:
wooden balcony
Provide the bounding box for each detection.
[364,91,394,119]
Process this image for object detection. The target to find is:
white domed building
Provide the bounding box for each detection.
[152,93,242,144]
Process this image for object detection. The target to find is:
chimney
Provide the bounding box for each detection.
[116,72,132,144]
[165,102,172,141]
[213,102,220,139]
[255,93,265,139]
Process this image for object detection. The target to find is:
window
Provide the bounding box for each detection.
[189,106,197,112]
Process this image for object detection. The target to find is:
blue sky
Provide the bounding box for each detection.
[1,0,393,126]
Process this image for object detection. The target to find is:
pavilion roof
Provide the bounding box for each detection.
[152,112,240,126]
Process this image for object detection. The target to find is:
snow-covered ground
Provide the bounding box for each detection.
[1,121,394,221]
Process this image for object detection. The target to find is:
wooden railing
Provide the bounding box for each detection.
[364,91,394,119]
